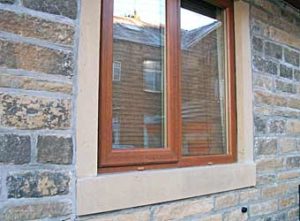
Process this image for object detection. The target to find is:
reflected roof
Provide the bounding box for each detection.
[113,16,221,49]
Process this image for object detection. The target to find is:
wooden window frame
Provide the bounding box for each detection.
[98,0,236,173]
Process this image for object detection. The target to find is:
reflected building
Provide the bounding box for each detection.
[112,15,226,155]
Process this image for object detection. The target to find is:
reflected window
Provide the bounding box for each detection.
[143,60,162,92]
[113,61,121,81]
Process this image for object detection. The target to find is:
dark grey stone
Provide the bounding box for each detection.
[280,64,293,79]
[0,0,14,4]
[255,138,277,155]
[252,36,263,53]
[295,70,300,82]
[275,80,296,94]
[286,156,300,168]
[268,119,286,134]
[284,48,300,67]
[254,116,267,134]
[37,136,73,165]
[0,134,31,164]
[22,0,77,19]
[7,171,70,198]
[265,42,282,60]
[253,55,278,75]
[1,201,72,221]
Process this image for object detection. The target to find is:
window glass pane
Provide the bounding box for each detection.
[181,0,227,156]
[112,0,166,149]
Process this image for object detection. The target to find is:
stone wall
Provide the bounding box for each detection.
[0,0,79,220]
[0,0,299,220]
[79,0,300,221]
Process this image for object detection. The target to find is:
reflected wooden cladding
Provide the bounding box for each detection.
[98,0,237,172]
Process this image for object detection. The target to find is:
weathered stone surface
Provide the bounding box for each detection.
[215,193,238,209]
[278,170,300,180]
[256,174,276,186]
[256,158,283,172]
[239,188,260,203]
[224,209,247,221]
[280,64,293,79]
[0,74,72,94]
[250,200,278,216]
[22,0,77,19]
[198,214,222,221]
[0,93,71,129]
[262,184,288,198]
[278,138,297,153]
[279,195,296,209]
[253,55,278,75]
[252,36,263,53]
[0,10,74,45]
[268,119,286,134]
[254,91,287,107]
[275,80,296,94]
[152,198,213,220]
[287,97,300,110]
[265,42,282,59]
[0,0,14,4]
[80,210,150,221]
[254,116,267,134]
[0,39,73,76]
[255,138,277,156]
[286,156,300,168]
[288,207,299,220]
[295,69,300,82]
[37,136,73,165]
[284,48,299,67]
[0,201,72,221]
[0,134,30,164]
[253,74,273,91]
[286,119,300,134]
[7,171,70,198]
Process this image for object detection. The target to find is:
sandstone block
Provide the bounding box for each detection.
[0,93,71,129]
[275,80,296,94]
[249,200,278,217]
[215,193,238,210]
[0,39,73,77]
[0,201,72,221]
[255,138,277,156]
[0,74,72,94]
[152,198,213,220]
[0,10,74,45]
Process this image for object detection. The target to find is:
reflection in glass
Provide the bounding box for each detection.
[181,0,227,156]
[112,0,165,149]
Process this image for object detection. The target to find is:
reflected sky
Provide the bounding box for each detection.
[114,0,218,30]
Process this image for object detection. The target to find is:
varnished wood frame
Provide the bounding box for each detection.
[99,0,179,169]
[98,0,236,172]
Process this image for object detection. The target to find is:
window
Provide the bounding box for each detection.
[99,0,236,172]
[112,61,121,81]
[143,60,162,92]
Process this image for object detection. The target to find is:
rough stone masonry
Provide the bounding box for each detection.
[0,0,300,221]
